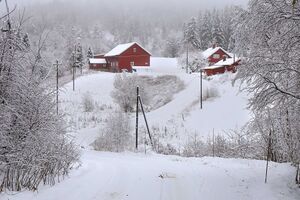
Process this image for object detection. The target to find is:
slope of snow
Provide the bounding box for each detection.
[1,61,299,200]
[150,57,181,74]
[2,151,299,200]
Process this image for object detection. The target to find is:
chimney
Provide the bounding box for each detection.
[212,43,216,49]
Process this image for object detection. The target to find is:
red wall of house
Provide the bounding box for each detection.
[204,65,237,76]
[117,43,150,72]
[89,63,109,71]
[208,49,230,65]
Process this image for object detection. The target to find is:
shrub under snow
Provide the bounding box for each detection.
[111,73,185,112]
[93,110,132,152]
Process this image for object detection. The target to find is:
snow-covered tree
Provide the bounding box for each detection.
[234,0,300,184]
[0,9,79,191]
[75,43,84,74]
[164,36,181,58]
[184,17,201,50]
[87,47,94,59]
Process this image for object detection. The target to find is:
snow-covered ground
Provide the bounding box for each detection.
[59,58,250,148]
[2,151,299,200]
[2,58,299,200]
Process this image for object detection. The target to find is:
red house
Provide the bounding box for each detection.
[89,42,151,72]
[202,46,231,66]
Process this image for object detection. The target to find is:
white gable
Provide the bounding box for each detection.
[202,47,231,59]
[104,42,151,57]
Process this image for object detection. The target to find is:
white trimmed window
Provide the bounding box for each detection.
[212,54,220,59]
[133,48,137,53]
[130,61,135,66]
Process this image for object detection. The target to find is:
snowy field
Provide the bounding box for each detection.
[59,57,250,148]
[2,58,299,200]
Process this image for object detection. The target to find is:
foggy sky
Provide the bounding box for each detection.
[6,0,249,11]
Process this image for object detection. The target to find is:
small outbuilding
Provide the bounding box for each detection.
[203,57,241,76]
[89,58,107,71]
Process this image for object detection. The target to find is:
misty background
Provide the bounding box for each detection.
[1,0,249,71]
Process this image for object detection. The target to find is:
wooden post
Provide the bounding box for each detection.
[265,129,272,183]
[72,45,77,91]
[212,128,215,157]
[296,163,299,184]
[135,86,139,150]
[53,60,61,115]
[200,69,203,109]
[186,43,189,74]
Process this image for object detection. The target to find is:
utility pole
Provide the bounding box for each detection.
[136,86,139,150]
[53,60,61,115]
[200,69,203,109]
[186,43,189,74]
[72,45,77,91]
[212,128,215,157]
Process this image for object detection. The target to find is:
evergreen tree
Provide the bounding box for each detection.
[184,17,201,49]
[87,47,94,59]
[164,37,181,58]
[200,11,213,49]
[76,43,84,74]
[211,9,225,47]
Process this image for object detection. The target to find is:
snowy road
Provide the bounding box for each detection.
[2,151,299,200]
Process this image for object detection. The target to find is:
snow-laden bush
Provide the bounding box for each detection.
[111,73,185,112]
[182,134,209,157]
[82,92,95,112]
[178,51,207,73]
[203,86,219,100]
[182,129,262,159]
[93,110,132,152]
[111,73,148,112]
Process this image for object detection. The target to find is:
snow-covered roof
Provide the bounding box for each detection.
[215,57,240,66]
[203,58,240,70]
[202,47,231,59]
[89,58,106,64]
[202,65,224,70]
[104,42,151,57]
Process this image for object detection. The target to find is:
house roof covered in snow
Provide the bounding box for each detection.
[104,42,151,57]
[89,58,106,64]
[214,57,240,66]
[202,58,240,69]
[202,47,231,59]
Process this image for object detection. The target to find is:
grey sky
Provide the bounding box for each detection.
[6,0,248,9]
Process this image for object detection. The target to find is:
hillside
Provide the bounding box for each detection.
[1,60,299,200]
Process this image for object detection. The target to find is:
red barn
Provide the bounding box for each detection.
[202,46,231,66]
[89,42,151,72]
